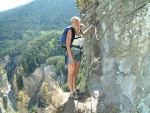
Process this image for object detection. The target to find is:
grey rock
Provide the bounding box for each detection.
[79,0,150,112]
[0,107,2,113]
[0,68,14,113]
[3,95,8,110]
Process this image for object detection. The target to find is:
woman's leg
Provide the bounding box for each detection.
[68,63,77,92]
[73,61,81,91]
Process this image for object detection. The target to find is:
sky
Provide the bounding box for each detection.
[0,0,33,12]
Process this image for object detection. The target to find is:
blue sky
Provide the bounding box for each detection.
[0,0,33,12]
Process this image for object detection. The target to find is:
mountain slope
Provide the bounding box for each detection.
[0,0,79,56]
[0,0,79,40]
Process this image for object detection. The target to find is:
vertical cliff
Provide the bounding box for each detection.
[0,67,14,113]
[78,0,150,112]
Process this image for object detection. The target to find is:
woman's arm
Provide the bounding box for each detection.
[66,30,75,66]
[83,25,93,36]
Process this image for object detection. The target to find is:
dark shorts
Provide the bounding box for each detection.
[65,51,83,65]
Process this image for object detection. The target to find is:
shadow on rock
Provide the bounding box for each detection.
[57,97,75,113]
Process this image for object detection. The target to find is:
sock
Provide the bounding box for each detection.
[74,89,76,93]
[70,91,74,94]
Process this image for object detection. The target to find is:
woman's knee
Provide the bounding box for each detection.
[68,72,75,77]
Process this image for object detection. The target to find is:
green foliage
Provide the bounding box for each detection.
[0,66,6,74]
[62,83,70,92]
[40,82,52,106]
[29,105,38,113]
[17,91,30,113]
[16,75,24,90]
[76,0,89,7]
[46,56,66,75]
[0,30,37,57]
[77,58,86,91]
[46,55,68,88]
[16,30,62,77]
[0,0,79,57]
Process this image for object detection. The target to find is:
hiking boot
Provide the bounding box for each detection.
[70,92,80,100]
[75,89,84,95]
[70,93,74,98]
[73,92,78,99]
[76,89,80,93]
[73,92,81,100]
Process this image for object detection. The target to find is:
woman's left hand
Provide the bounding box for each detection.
[90,25,94,30]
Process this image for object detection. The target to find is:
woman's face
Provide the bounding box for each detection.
[72,18,79,27]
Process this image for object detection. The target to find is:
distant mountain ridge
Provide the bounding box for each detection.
[0,0,79,56]
[0,0,79,40]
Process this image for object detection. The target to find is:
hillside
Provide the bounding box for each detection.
[0,0,79,57]
[1,0,150,112]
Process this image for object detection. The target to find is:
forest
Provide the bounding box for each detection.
[0,0,85,93]
[0,0,79,57]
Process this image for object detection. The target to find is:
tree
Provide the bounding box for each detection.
[40,82,52,106]
[17,91,30,113]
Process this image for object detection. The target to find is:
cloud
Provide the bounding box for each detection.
[0,0,33,12]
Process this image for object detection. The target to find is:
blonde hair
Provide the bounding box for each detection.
[70,16,85,28]
[70,16,81,23]
[79,23,85,28]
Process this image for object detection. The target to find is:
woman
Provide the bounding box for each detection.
[66,16,93,99]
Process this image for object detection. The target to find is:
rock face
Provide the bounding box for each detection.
[13,64,57,103]
[0,68,14,113]
[78,0,150,113]
[10,0,150,112]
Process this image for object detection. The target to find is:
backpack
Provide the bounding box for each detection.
[61,26,75,51]
[61,26,84,54]
[61,27,84,64]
